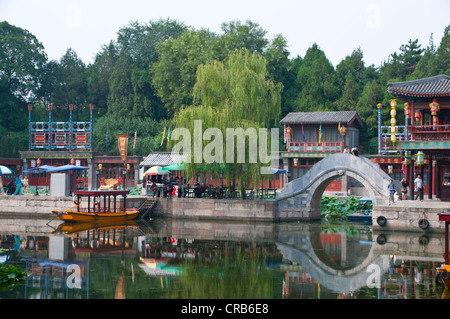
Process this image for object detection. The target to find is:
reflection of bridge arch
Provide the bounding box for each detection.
[278,153,393,221]
[277,225,389,293]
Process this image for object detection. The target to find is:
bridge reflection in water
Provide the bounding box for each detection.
[0,217,447,299]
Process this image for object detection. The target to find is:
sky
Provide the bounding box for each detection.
[1,0,449,68]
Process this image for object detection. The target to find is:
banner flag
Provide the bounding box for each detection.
[117,134,129,166]
[167,128,171,147]
[106,130,108,150]
[319,123,323,144]
[301,123,306,143]
[161,127,166,146]
[133,131,137,149]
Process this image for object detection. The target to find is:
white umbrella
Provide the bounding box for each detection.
[0,165,13,175]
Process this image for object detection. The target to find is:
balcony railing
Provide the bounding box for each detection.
[407,124,450,141]
[288,141,344,153]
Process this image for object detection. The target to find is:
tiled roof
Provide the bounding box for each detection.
[387,75,450,97]
[139,152,189,167]
[280,110,363,126]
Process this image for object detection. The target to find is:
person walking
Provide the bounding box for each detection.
[387,179,396,205]
[414,174,423,201]
[13,175,23,195]
[400,177,408,200]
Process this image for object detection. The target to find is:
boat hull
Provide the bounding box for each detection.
[52,209,140,223]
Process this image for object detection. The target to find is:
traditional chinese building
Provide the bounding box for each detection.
[280,111,364,192]
[385,74,450,201]
[19,104,141,191]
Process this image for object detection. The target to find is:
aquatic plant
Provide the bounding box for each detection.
[321,196,372,220]
[0,264,27,291]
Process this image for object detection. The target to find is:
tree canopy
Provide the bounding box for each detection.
[0,18,449,158]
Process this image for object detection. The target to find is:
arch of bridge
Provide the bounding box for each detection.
[277,153,393,219]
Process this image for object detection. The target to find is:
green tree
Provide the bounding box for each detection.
[296,43,339,112]
[264,34,298,117]
[219,20,269,54]
[390,39,424,76]
[151,29,218,117]
[51,48,88,121]
[86,41,119,118]
[107,51,134,118]
[435,25,450,75]
[0,21,47,100]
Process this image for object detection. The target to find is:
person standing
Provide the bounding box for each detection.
[400,177,408,200]
[414,174,423,201]
[387,179,396,205]
[22,175,29,195]
[13,175,23,195]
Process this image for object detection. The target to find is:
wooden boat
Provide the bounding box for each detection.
[52,190,141,223]
[348,197,372,223]
[436,212,450,290]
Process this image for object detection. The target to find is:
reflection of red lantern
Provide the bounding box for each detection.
[404,103,411,118]
[340,125,347,136]
[433,116,439,126]
[414,110,422,122]
[429,99,440,116]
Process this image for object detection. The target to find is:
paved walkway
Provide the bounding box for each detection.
[390,199,450,209]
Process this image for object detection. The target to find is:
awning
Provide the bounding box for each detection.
[46,165,88,173]
[23,165,56,173]
[162,163,186,171]
[0,165,13,175]
[142,166,170,177]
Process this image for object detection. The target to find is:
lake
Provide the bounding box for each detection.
[0,217,447,300]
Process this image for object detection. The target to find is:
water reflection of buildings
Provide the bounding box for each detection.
[1,218,448,299]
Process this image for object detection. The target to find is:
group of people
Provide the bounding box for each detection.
[343,146,359,156]
[388,174,424,204]
[0,175,28,195]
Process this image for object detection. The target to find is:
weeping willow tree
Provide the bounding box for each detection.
[171,49,282,190]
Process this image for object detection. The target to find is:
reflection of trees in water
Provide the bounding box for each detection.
[165,248,273,299]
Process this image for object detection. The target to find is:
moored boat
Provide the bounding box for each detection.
[52,190,141,223]
[348,197,372,223]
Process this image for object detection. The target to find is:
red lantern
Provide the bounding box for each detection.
[340,125,347,136]
[69,104,73,112]
[70,158,75,165]
[429,99,440,116]
[36,158,41,167]
[414,110,422,122]
[404,103,411,118]
[28,104,32,112]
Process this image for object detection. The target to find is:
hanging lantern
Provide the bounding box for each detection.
[429,99,440,116]
[70,158,75,165]
[388,165,393,174]
[404,103,411,118]
[391,133,397,143]
[414,110,422,122]
[98,163,102,171]
[391,118,396,126]
[415,151,424,165]
[403,151,411,165]
[293,158,298,166]
[69,104,74,112]
[127,163,131,171]
[390,99,397,108]
[36,158,41,167]
[390,108,397,117]
[433,115,439,126]
[340,125,347,136]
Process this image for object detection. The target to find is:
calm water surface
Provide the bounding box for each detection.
[0,217,448,299]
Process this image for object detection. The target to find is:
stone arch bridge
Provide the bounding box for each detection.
[277,153,393,221]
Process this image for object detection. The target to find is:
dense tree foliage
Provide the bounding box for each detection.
[0,18,449,158]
